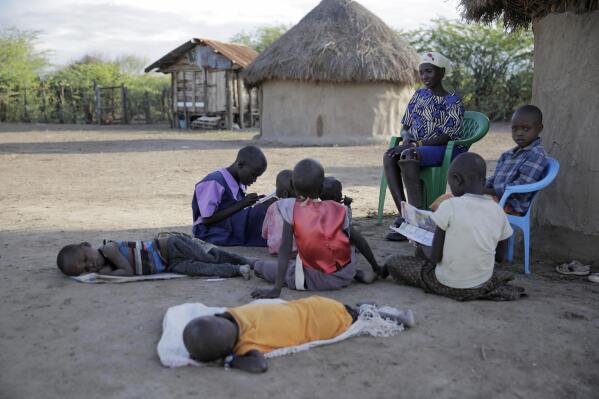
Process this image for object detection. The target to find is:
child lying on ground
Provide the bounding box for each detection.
[251,159,385,299]
[320,176,353,208]
[262,170,297,255]
[56,233,253,279]
[182,295,414,373]
[432,105,548,215]
[192,145,273,247]
[384,153,526,301]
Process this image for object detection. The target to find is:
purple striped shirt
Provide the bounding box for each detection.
[193,168,246,225]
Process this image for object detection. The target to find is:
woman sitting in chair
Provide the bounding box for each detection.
[383,51,465,241]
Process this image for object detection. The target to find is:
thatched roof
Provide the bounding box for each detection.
[241,0,419,87]
[459,0,598,29]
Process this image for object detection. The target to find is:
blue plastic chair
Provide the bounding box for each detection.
[498,157,560,274]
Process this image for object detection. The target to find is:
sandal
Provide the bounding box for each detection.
[555,261,590,276]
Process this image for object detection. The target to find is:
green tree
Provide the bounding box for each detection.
[50,55,122,88]
[115,54,149,76]
[230,24,290,53]
[400,19,533,121]
[0,28,49,89]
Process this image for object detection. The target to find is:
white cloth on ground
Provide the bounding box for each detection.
[157,299,406,368]
[70,273,223,284]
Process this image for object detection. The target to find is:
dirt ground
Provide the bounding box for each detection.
[0,123,597,399]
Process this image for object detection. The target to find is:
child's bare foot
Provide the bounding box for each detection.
[379,309,415,328]
[239,265,251,280]
[355,269,377,284]
[246,258,260,270]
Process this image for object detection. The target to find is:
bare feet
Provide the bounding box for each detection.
[355,269,377,284]
[379,309,416,328]
[239,265,251,280]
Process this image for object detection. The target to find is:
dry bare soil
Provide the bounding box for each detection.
[0,123,597,399]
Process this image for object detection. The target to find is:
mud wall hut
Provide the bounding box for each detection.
[460,0,599,261]
[145,39,259,129]
[242,0,419,144]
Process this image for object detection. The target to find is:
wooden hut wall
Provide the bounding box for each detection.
[164,44,258,127]
[206,70,226,113]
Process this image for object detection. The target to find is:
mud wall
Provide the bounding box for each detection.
[259,80,413,145]
[533,11,599,261]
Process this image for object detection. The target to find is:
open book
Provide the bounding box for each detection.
[251,189,277,207]
[390,202,436,246]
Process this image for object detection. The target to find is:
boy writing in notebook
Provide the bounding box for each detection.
[192,146,272,246]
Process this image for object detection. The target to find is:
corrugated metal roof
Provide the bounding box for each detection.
[196,39,257,68]
[144,38,258,73]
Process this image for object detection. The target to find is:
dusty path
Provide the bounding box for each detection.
[0,123,597,399]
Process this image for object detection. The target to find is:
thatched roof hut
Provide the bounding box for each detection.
[242,0,419,144]
[460,0,599,262]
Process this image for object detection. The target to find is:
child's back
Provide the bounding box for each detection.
[431,195,512,288]
[277,198,351,272]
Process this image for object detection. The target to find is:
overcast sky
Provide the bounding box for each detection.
[0,0,462,67]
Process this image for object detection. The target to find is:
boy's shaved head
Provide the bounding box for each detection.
[511,105,543,148]
[320,176,343,202]
[236,145,267,170]
[447,152,486,196]
[183,316,237,362]
[514,104,542,125]
[292,159,325,199]
[57,242,91,276]
[275,169,294,198]
[450,152,486,180]
[56,244,81,276]
[233,145,267,186]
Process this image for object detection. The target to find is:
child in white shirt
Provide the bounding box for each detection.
[383,152,526,301]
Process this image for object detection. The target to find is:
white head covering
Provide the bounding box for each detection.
[420,52,453,76]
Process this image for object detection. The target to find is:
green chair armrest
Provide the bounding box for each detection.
[388,136,402,148]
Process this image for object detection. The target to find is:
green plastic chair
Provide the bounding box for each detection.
[376,111,490,225]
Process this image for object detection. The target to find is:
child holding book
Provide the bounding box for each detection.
[384,153,526,301]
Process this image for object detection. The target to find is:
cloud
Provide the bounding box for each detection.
[0,0,461,66]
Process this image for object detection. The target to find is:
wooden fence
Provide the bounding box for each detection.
[0,81,171,125]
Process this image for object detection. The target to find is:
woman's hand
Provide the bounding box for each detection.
[385,144,413,158]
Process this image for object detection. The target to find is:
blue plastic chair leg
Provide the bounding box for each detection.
[506,233,515,262]
[523,228,530,274]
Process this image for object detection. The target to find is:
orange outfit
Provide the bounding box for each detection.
[227,296,353,355]
[293,200,351,274]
